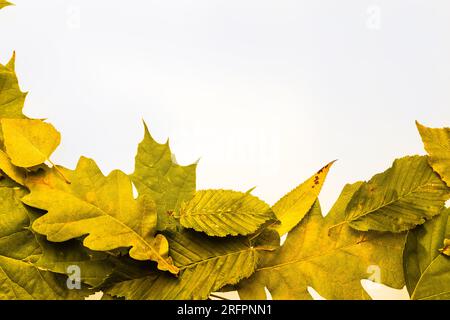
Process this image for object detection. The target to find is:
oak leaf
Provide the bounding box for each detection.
[22,156,179,274]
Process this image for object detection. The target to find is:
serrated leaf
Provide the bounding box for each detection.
[416,121,450,187]
[179,189,275,237]
[105,230,261,300]
[0,187,89,299]
[404,208,450,300]
[272,160,335,236]
[237,183,406,300]
[1,119,60,168]
[0,149,25,185]
[344,155,450,232]
[22,156,179,275]
[132,122,197,231]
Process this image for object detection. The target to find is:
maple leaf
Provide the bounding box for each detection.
[416,121,450,187]
[271,160,335,236]
[237,183,406,300]
[0,187,90,299]
[0,52,26,120]
[344,156,450,232]
[131,122,197,231]
[404,207,450,300]
[179,189,276,237]
[22,157,179,275]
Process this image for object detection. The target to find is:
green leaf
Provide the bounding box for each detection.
[0,1,13,10]
[105,230,261,300]
[404,208,450,300]
[237,183,406,300]
[22,157,179,275]
[0,52,26,119]
[132,122,197,231]
[416,121,450,187]
[0,149,25,185]
[272,160,335,236]
[0,187,89,299]
[345,155,450,232]
[179,189,275,237]
[1,119,61,168]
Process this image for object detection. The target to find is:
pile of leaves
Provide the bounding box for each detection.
[0,3,449,300]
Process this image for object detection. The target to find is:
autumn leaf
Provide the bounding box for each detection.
[179,189,276,237]
[237,183,406,300]
[1,119,61,168]
[105,230,262,300]
[0,187,89,299]
[416,121,450,187]
[0,53,26,119]
[0,149,25,185]
[22,156,179,275]
[344,156,450,232]
[0,1,12,10]
[272,160,335,236]
[403,208,450,300]
[132,122,197,231]
[441,239,450,256]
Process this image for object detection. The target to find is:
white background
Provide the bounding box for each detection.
[2,0,450,299]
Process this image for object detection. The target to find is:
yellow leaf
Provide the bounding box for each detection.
[0,149,25,185]
[1,119,60,168]
[272,160,335,236]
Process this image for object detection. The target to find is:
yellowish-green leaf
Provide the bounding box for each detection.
[106,230,260,300]
[0,1,12,10]
[404,208,450,300]
[0,149,25,185]
[179,189,275,237]
[237,183,406,300]
[1,119,60,168]
[22,156,179,275]
[416,121,450,187]
[272,160,335,236]
[0,52,26,119]
[345,155,450,232]
[0,187,89,299]
[132,122,197,231]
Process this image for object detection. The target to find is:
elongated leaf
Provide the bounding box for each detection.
[0,187,89,299]
[345,155,450,232]
[237,183,406,300]
[416,121,450,187]
[1,119,60,168]
[0,1,12,10]
[106,230,261,300]
[272,161,335,235]
[22,157,179,275]
[0,149,25,185]
[404,208,450,300]
[132,122,197,231]
[179,189,275,237]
